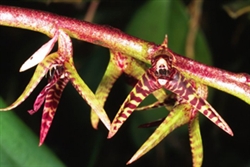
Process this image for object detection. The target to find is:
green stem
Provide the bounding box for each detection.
[1,5,250,104]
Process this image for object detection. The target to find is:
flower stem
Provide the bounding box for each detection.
[1,5,250,105]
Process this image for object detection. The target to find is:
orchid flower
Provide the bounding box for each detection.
[128,82,207,166]
[128,101,202,166]
[107,50,233,166]
[108,54,233,138]
[0,29,110,145]
[90,50,168,129]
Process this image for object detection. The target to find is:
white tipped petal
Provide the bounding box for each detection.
[19,33,59,72]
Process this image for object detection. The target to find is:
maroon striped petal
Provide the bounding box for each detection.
[39,77,69,146]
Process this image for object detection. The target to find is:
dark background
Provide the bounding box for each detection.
[0,0,250,167]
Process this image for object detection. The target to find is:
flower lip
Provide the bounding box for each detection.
[47,65,64,80]
[154,57,170,80]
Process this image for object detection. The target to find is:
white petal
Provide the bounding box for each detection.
[158,78,167,85]
[19,33,59,72]
[156,58,168,70]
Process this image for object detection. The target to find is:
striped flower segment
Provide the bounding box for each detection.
[137,83,206,167]
[39,77,69,145]
[64,59,111,130]
[90,51,168,129]
[109,55,233,138]
[189,113,203,167]
[0,29,112,144]
[137,105,203,167]
[0,52,60,112]
[136,93,177,112]
[90,51,123,129]
[27,66,69,145]
[108,70,162,138]
[108,53,232,166]
[151,55,233,136]
[131,87,204,166]
[160,69,233,136]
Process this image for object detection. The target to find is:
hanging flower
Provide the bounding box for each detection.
[0,29,110,145]
[90,50,168,129]
[127,82,207,166]
[107,53,233,166]
[108,54,233,138]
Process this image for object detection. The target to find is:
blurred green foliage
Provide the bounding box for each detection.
[223,0,250,19]
[0,98,65,167]
[0,0,250,167]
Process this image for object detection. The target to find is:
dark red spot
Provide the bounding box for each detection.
[124,102,137,110]
[114,120,121,124]
[203,110,208,115]
[208,112,215,119]
[119,113,128,119]
[190,98,198,106]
